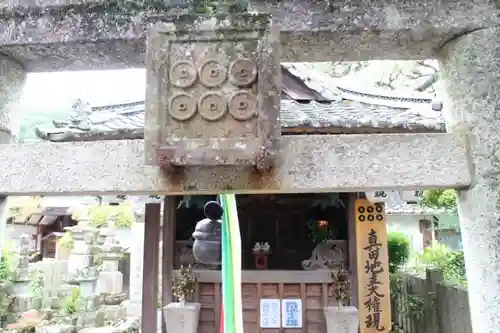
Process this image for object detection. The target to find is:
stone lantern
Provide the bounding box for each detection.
[192,201,223,265]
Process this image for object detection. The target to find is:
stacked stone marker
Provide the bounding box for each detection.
[65,212,100,327]
[96,214,128,323]
[10,234,32,315]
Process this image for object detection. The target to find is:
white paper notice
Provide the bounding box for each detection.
[282,299,303,328]
[260,299,281,328]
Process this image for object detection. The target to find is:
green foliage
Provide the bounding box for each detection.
[29,270,45,309]
[307,219,333,244]
[72,202,135,228]
[19,108,67,143]
[0,248,15,314]
[421,189,457,210]
[446,251,466,284]
[58,232,74,250]
[415,243,466,285]
[172,265,198,303]
[60,287,82,315]
[387,232,411,273]
[329,266,350,306]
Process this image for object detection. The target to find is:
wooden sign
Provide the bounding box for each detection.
[355,198,391,333]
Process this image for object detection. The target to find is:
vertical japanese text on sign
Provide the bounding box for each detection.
[355,198,391,333]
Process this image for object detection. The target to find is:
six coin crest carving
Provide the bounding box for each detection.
[167,57,258,122]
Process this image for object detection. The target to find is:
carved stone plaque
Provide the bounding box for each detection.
[145,14,281,172]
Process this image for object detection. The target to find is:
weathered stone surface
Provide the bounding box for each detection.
[36,324,77,333]
[0,0,499,71]
[78,317,139,333]
[0,134,470,195]
[0,54,25,142]
[145,16,281,171]
[439,27,500,333]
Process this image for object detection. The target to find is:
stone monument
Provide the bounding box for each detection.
[96,214,127,323]
[65,213,100,327]
[10,234,32,314]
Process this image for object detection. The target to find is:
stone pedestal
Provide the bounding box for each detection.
[75,276,99,327]
[163,303,201,333]
[438,27,500,333]
[323,306,359,333]
[65,214,97,279]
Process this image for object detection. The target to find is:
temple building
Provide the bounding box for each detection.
[28,63,446,332]
[34,63,444,143]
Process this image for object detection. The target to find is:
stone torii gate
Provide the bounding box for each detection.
[0,0,498,332]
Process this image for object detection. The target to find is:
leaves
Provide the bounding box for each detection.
[60,287,82,315]
[72,201,135,228]
[172,265,198,303]
[329,266,350,305]
[388,232,411,273]
[421,189,457,210]
[414,243,466,286]
[307,219,333,244]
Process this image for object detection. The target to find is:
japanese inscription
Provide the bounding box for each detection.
[355,198,391,333]
[281,299,302,328]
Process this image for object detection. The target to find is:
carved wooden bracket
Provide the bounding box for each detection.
[145,14,281,174]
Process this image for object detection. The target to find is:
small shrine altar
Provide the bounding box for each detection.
[173,193,354,333]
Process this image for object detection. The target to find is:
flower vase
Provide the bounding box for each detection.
[323,305,359,333]
[163,299,201,333]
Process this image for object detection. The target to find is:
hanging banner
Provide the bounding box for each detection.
[365,191,390,203]
[101,195,128,205]
[145,195,164,204]
[355,198,391,333]
[399,190,424,203]
[220,194,243,333]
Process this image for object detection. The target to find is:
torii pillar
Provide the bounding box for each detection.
[439,28,500,333]
[0,55,27,257]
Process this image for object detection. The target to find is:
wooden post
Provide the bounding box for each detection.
[424,268,444,333]
[355,198,391,333]
[161,197,176,333]
[142,203,161,333]
[347,193,358,307]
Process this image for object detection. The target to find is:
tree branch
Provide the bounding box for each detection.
[416,60,438,73]
[415,72,439,92]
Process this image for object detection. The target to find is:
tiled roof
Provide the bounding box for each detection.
[384,191,439,216]
[35,63,445,142]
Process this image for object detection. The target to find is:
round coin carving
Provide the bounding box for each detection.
[229,91,257,121]
[229,58,257,87]
[170,60,197,88]
[199,59,227,88]
[168,93,197,121]
[198,92,227,121]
